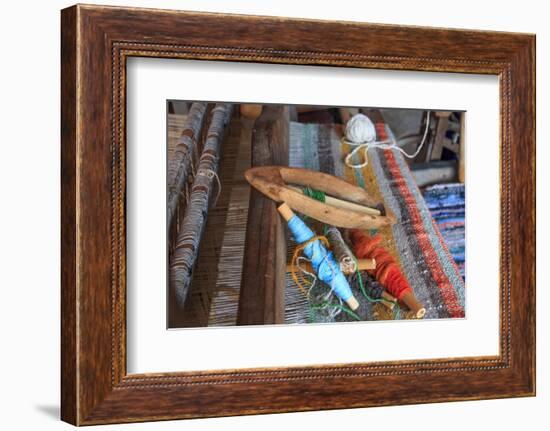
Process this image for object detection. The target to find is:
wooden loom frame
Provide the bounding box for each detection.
[61,4,536,425]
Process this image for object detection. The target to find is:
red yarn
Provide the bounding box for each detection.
[350,229,411,300]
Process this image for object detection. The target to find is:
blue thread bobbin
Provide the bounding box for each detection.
[278,203,359,311]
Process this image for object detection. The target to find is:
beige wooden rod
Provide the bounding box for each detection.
[400,291,426,319]
[287,185,381,216]
[286,258,375,274]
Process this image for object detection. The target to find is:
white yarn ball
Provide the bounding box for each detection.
[345,113,376,144]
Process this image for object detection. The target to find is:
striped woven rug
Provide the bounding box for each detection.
[423,183,466,280]
[285,121,465,322]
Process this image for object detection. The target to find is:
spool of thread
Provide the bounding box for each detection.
[325,226,357,274]
[278,203,359,311]
[350,229,426,319]
[345,113,377,144]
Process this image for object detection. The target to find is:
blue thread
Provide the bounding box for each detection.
[287,215,354,303]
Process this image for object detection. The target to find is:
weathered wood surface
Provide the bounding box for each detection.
[430,111,452,161]
[237,106,289,325]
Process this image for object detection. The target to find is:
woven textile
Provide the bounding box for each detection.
[286,122,465,322]
[423,183,466,280]
[168,112,251,327]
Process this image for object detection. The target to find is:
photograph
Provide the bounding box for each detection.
[167,102,466,328]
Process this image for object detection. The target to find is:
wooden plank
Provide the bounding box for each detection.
[237,106,289,325]
[411,160,458,187]
[60,5,78,425]
[430,111,452,160]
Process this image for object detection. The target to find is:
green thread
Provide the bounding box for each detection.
[301,187,325,224]
[309,300,361,321]
[298,190,400,321]
[303,186,326,203]
[353,257,400,320]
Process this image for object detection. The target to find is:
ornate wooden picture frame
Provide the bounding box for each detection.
[61,4,535,425]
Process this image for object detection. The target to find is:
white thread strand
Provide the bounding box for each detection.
[344,111,431,169]
[197,168,222,208]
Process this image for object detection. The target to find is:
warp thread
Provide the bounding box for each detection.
[170,103,233,306]
[349,229,411,300]
[342,112,431,170]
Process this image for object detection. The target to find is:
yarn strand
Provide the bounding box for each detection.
[343,111,431,169]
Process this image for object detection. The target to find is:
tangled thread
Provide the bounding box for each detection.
[290,235,330,296]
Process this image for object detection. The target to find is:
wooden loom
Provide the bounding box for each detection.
[237,106,289,325]
[168,105,414,327]
[169,104,295,326]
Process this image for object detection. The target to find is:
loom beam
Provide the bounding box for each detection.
[237,106,289,325]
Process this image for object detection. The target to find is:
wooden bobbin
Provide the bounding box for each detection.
[286,258,375,274]
[346,296,359,311]
[400,291,426,319]
[277,202,294,221]
[381,292,397,310]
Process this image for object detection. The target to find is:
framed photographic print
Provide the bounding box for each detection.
[61,4,535,425]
